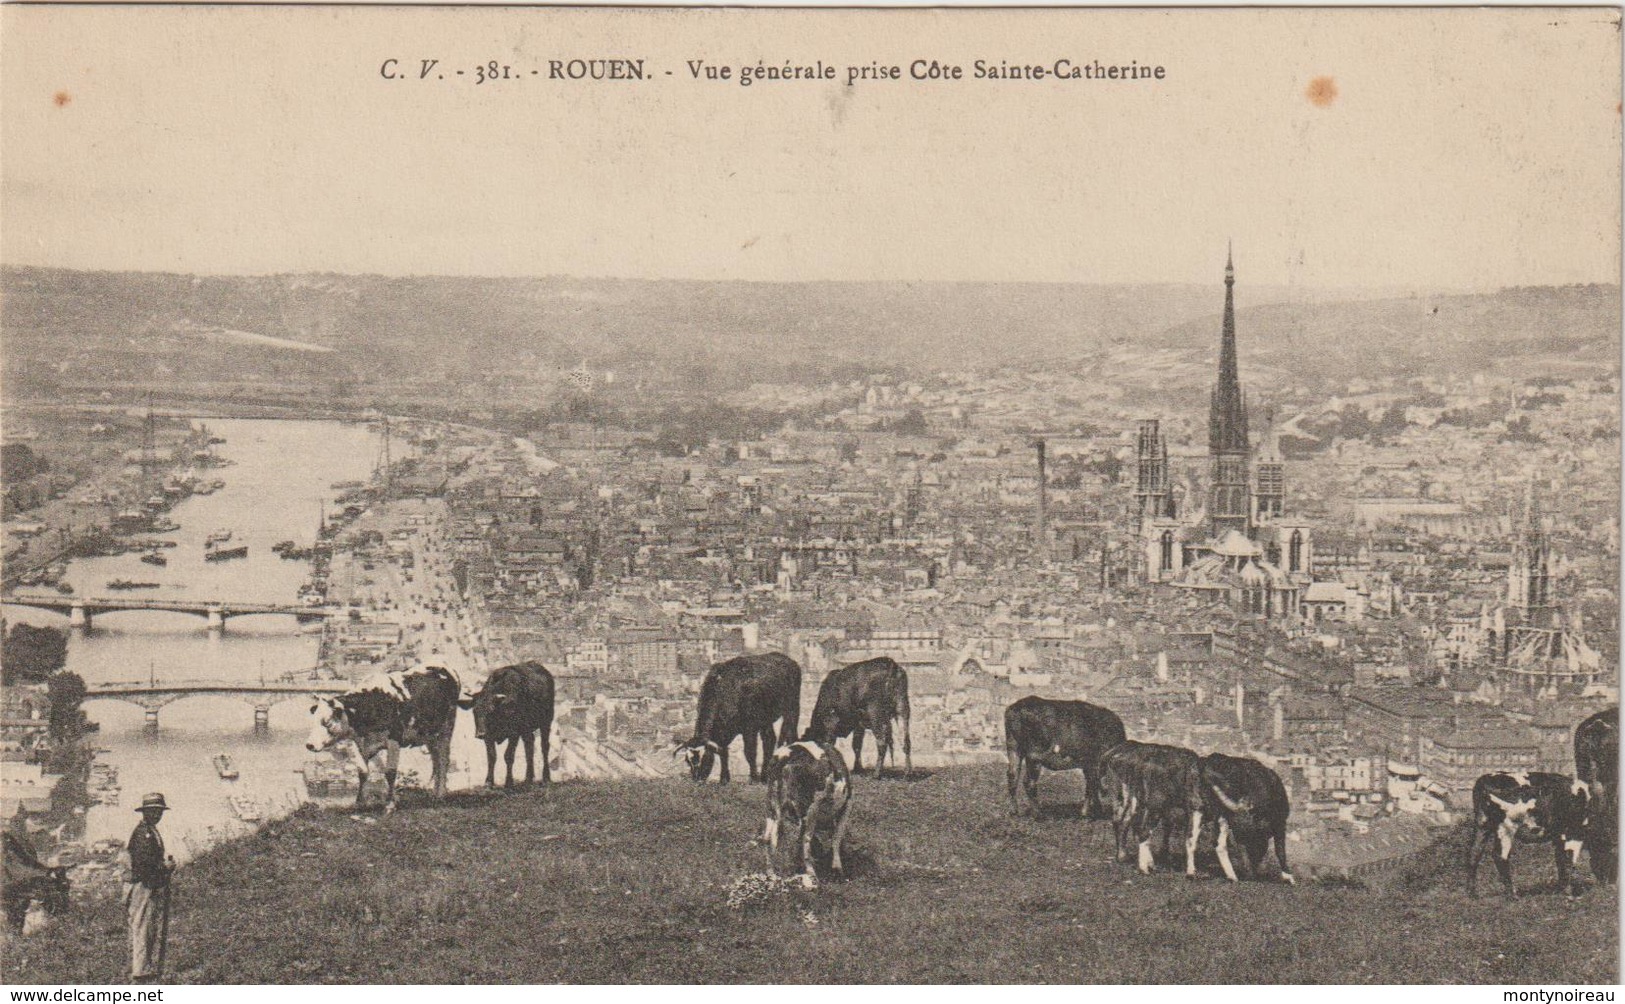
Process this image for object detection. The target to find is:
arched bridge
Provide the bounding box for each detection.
[84,678,353,729]
[2,592,342,632]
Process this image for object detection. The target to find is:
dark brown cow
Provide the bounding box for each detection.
[677,652,801,783]
[804,657,912,777]
[1575,707,1617,883]
[1198,752,1295,885]
[459,661,555,789]
[1004,696,1126,819]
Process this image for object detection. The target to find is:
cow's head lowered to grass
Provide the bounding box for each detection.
[674,737,724,782]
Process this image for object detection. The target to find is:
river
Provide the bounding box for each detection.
[6,419,413,862]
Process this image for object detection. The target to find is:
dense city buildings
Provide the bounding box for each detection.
[2,261,1618,880]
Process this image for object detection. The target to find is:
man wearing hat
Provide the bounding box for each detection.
[124,793,175,982]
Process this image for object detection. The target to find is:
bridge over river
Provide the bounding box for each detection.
[84,678,352,729]
[2,592,342,631]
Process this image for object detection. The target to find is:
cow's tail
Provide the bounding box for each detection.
[780,684,801,750]
[889,662,913,777]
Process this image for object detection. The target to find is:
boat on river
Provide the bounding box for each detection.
[139,553,168,567]
[229,795,263,822]
[107,579,160,591]
[213,754,239,780]
[205,543,249,562]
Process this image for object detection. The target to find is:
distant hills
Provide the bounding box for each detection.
[1150,284,1621,389]
[1,266,1616,398]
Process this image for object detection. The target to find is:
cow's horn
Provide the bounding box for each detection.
[1209,782,1244,814]
[1486,792,1517,813]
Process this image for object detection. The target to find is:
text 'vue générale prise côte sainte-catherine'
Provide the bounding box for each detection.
[377,57,1168,86]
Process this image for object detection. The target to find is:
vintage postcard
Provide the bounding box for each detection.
[0,4,1619,988]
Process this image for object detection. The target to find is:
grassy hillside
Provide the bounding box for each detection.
[4,766,1617,984]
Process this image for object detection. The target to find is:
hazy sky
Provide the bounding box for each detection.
[2,7,1619,288]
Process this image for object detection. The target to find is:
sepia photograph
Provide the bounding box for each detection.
[0,3,1619,987]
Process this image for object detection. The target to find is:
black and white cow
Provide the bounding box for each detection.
[1100,740,1204,877]
[2,833,69,933]
[306,665,460,812]
[1467,771,1592,899]
[1198,752,1295,885]
[804,657,912,777]
[1574,707,1618,883]
[1003,696,1126,819]
[759,740,853,888]
[459,661,555,790]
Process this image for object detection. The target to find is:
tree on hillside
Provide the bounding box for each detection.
[47,671,87,743]
[891,408,929,436]
[1,623,68,684]
[1087,453,1124,482]
[0,443,46,481]
[1371,405,1410,443]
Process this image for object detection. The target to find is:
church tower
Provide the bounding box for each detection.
[1508,477,1552,627]
[1208,245,1252,539]
[1253,410,1285,524]
[1134,418,1172,530]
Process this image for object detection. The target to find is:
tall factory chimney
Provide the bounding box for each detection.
[1035,438,1048,557]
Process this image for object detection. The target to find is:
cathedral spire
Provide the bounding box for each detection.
[1207,245,1253,539]
[1522,473,1544,539]
[1210,244,1249,454]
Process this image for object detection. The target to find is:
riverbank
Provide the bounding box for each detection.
[2,407,208,589]
[4,764,1616,984]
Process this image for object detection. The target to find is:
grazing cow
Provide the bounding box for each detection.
[676,652,801,783]
[1575,707,1618,883]
[759,740,853,888]
[306,665,460,812]
[459,661,555,790]
[1468,771,1592,899]
[803,657,913,777]
[2,833,70,933]
[1004,696,1126,819]
[1198,753,1295,885]
[1100,740,1204,876]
